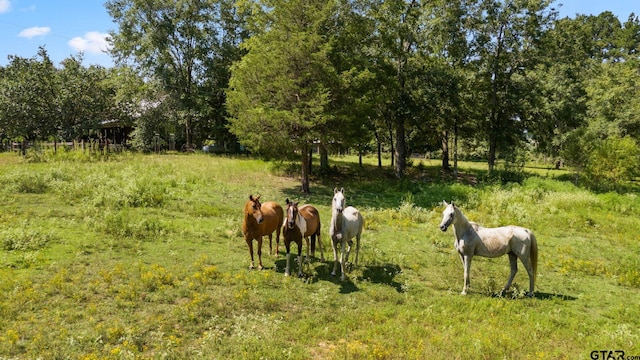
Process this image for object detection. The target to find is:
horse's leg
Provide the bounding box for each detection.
[257,237,264,270]
[503,253,518,294]
[268,234,273,257]
[461,255,472,295]
[285,240,292,276]
[297,239,304,277]
[246,238,255,270]
[331,238,339,277]
[345,238,352,268]
[340,238,348,281]
[354,232,361,266]
[318,231,325,262]
[519,253,535,297]
[275,226,281,257]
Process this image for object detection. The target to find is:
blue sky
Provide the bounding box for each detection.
[0,0,638,68]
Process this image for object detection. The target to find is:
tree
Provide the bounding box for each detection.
[468,0,556,171]
[0,47,59,152]
[414,0,476,174]
[364,0,426,178]
[106,0,248,149]
[227,0,337,193]
[58,56,111,141]
[585,61,640,140]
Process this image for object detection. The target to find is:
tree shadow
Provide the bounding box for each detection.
[358,263,405,293]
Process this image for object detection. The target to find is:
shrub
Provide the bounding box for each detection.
[1,227,53,251]
[584,136,640,191]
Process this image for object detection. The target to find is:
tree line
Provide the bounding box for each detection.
[1,0,639,192]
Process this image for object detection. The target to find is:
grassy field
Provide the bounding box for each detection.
[0,151,639,359]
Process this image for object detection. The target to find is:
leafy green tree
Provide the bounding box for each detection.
[413,0,476,173]
[58,56,112,141]
[106,0,248,149]
[468,0,556,171]
[616,13,640,57]
[528,16,592,162]
[101,66,167,151]
[0,47,59,152]
[585,136,640,190]
[227,0,337,193]
[363,0,427,178]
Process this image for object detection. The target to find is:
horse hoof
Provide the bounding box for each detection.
[330,272,336,277]
[460,291,467,295]
[526,292,534,298]
[285,272,290,277]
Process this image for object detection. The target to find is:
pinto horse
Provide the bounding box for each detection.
[439,201,538,297]
[329,188,364,281]
[241,195,284,270]
[281,199,323,277]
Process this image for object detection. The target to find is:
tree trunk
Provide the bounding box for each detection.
[301,145,310,193]
[319,142,329,172]
[185,121,192,150]
[488,124,497,172]
[453,118,459,178]
[388,121,395,168]
[374,127,382,168]
[307,146,313,177]
[394,118,406,178]
[441,130,450,171]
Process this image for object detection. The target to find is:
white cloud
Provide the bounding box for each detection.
[18,26,50,38]
[68,31,112,54]
[0,0,10,14]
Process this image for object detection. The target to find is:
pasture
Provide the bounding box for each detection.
[0,152,639,359]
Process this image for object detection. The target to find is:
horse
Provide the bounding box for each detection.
[281,199,323,277]
[439,201,538,297]
[329,187,364,281]
[241,195,284,270]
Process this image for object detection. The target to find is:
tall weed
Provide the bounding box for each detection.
[0,225,54,251]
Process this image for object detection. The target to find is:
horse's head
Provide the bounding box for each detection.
[332,187,346,214]
[285,198,299,229]
[246,195,264,224]
[439,200,456,232]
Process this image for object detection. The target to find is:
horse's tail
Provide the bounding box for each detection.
[530,232,538,287]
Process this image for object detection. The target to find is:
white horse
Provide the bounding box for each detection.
[329,188,364,281]
[439,201,538,297]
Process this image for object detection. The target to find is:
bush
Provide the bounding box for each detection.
[1,227,53,251]
[585,136,640,191]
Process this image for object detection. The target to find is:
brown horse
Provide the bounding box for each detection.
[281,199,323,277]
[242,195,284,270]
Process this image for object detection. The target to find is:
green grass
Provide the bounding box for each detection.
[0,151,639,359]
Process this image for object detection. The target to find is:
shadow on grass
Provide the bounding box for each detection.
[271,257,361,293]
[487,290,578,301]
[359,263,405,293]
[278,165,476,211]
[534,292,578,301]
